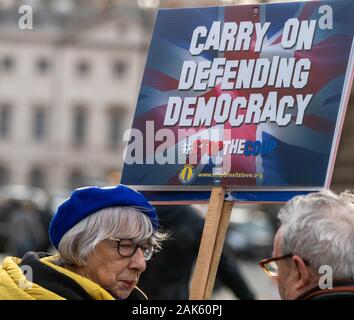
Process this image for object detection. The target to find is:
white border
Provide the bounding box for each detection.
[325,37,354,188]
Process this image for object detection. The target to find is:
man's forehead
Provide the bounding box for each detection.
[273,229,283,256]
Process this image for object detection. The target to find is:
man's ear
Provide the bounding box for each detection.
[292,255,313,290]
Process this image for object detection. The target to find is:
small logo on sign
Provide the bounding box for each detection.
[179,164,195,184]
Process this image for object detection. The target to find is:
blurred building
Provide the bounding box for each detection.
[0,0,155,192]
[0,0,353,195]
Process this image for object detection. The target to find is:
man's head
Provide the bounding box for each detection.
[267,190,354,299]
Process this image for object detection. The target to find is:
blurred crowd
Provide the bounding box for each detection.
[0,190,52,257]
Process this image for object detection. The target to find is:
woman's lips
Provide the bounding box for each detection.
[121,280,134,288]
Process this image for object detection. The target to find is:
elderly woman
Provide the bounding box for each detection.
[0,185,166,300]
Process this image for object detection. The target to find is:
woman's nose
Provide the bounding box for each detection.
[129,247,146,272]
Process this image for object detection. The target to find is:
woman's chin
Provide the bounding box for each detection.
[108,283,134,300]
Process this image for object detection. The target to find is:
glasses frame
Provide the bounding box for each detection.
[109,237,155,261]
[259,253,294,277]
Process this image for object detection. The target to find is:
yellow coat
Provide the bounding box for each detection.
[0,255,146,300]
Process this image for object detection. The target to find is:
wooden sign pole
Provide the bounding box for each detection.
[189,186,234,300]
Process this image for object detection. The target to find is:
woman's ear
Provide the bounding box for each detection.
[292,255,313,290]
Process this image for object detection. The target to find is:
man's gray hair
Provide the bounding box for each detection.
[58,207,166,266]
[278,189,354,279]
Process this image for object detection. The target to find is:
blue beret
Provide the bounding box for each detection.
[49,185,158,249]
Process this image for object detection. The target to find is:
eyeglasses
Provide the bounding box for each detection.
[109,237,155,261]
[259,254,294,277]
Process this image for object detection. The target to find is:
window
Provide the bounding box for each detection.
[107,108,124,150]
[112,60,127,78]
[0,166,9,186]
[69,170,86,190]
[36,57,50,74]
[76,60,90,77]
[72,107,87,146]
[29,168,45,189]
[32,108,46,141]
[0,104,11,138]
[1,56,15,73]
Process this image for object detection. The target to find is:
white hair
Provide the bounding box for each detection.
[278,189,354,280]
[58,207,166,266]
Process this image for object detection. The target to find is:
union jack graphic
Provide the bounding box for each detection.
[122,0,354,190]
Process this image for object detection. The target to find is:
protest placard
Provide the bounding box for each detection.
[122,0,354,299]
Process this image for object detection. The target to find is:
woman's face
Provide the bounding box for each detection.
[81,239,147,299]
